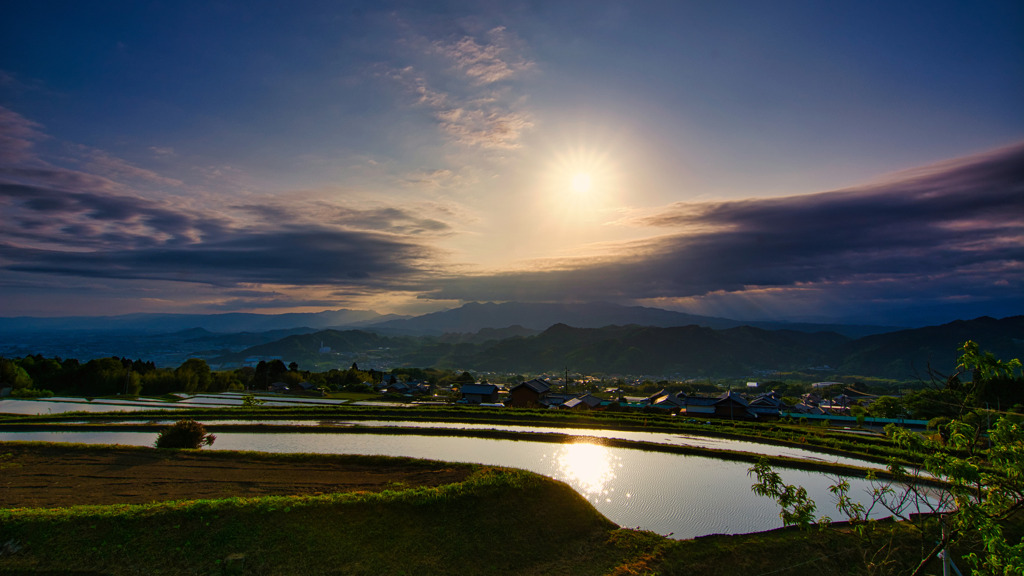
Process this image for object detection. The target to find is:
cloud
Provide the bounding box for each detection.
[435,26,533,85]
[0,181,220,249]
[0,105,48,165]
[434,106,533,149]
[387,26,534,149]
[229,200,453,237]
[70,145,185,189]
[0,169,444,293]
[0,105,454,307]
[1,227,428,286]
[421,144,1024,322]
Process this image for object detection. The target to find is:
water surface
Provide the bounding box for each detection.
[0,430,921,539]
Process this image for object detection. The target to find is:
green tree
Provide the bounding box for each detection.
[140,368,179,395]
[751,341,1024,575]
[16,355,62,389]
[210,370,242,392]
[254,359,288,390]
[850,404,867,426]
[77,357,130,395]
[868,396,904,419]
[0,358,33,390]
[175,358,212,394]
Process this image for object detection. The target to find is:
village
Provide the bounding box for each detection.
[261,374,928,430]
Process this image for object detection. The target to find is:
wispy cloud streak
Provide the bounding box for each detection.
[387,26,534,149]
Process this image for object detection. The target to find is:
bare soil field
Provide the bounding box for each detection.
[0,442,473,508]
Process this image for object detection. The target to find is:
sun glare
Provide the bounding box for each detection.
[541,144,619,225]
[571,172,593,194]
[556,442,618,499]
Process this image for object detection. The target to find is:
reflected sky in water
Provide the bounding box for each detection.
[0,430,937,539]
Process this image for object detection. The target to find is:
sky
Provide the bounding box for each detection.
[0,0,1022,326]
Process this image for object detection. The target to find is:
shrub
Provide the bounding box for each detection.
[241,394,265,407]
[10,387,54,398]
[154,419,216,449]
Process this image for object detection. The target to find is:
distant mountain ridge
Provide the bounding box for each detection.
[0,301,898,337]
[365,301,897,338]
[837,315,1024,377]
[211,315,1023,380]
[0,309,402,334]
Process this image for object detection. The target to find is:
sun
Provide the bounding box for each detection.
[535,141,621,228]
[570,172,593,194]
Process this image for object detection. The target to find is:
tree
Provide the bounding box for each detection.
[175,358,212,394]
[868,396,904,419]
[210,370,242,392]
[77,357,130,395]
[254,359,287,390]
[0,358,33,390]
[751,341,1024,575]
[140,368,179,395]
[154,419,216,449]
[850,404,867,426]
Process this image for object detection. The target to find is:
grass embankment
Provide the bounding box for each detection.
[0,446,643,575]
[0,443,986,575]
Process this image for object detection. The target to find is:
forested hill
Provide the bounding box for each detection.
[836,315,1024,378]
[402,324,849,377]
[213,316,1023,379]
[213,330,414,363]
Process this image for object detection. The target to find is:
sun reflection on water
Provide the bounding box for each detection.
[555,442,620,502]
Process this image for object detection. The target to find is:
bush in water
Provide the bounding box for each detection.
[154,419,216,449]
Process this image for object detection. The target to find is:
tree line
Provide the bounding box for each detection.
[0,355,488,399]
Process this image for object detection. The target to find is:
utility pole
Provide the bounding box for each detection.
[986,403,991,449]
[942,516,951,576]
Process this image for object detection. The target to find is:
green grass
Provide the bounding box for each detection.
[0,466,664,575]
[0,441,1004,575]
[651,521,938,576]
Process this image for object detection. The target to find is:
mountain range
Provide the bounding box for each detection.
[209,315,1023,381]
[2,303,1020,380]
[0,301,895,338]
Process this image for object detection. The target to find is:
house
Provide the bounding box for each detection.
[459,383,499,404]
[681,395,718,415]
[508,378,551,408]
[800,393,822,406]
[544,392,575,407]
[387,381,427,395]
[268,381,289,393]
[294,381,324,396]
[646,390,687,411]
[577,393,604,409]
[561,397,588,410]
[713,390,755,419]
[748,391,783,418]
[560,393,604,410]
[790,401,828,415]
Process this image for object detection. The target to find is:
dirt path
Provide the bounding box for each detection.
[0,443,474,508]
